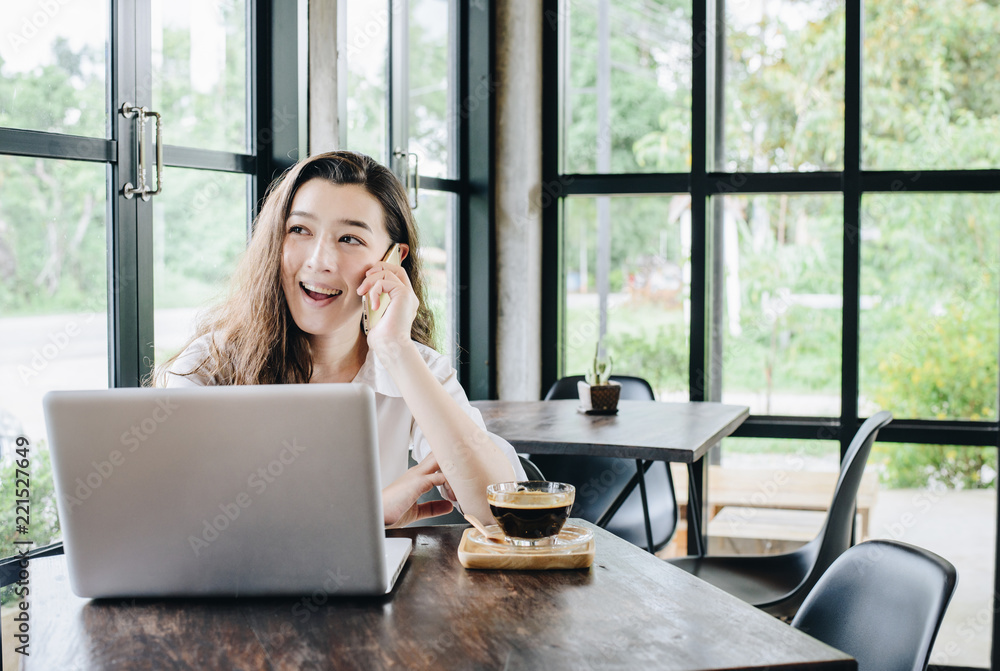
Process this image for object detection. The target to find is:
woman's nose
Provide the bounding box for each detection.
[304,236,337,271]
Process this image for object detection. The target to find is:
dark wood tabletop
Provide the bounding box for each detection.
[472,400,749,462]
[24,522,853,670]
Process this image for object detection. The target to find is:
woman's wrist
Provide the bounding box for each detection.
[369,335,420,373]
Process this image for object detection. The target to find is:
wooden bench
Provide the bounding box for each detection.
[706,507,828,555]
[660,465,879,558]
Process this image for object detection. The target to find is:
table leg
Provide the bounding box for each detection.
[687,460,708,557]
[635,459,655,553]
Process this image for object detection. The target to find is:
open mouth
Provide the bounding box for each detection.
[300,281,343,303]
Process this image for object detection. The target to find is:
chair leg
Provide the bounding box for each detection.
[595,477,633,528]
[595,460,652,525]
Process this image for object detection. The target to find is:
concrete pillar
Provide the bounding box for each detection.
[495,0,542,400]
[308,0,339,154]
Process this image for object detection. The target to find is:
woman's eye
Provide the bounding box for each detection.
[288,225,307,235]
[340,235,363,245]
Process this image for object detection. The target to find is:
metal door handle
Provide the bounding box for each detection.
[392,148,419,210]
[120,102,163,201]
[410,151,418,210]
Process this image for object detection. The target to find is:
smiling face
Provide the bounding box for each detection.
[280,178,396,339]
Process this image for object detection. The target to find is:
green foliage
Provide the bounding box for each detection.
[0,445,61,580]
[721,194,844,406]
[0,38,106,137]
[721,0,846,171]
[873,443,997,490]
[564,0,693,173]
[153,3,247,153]
[605,324,687,394]
[863,0,1000,169]
[860,192,999,488]
[870,304,998,422]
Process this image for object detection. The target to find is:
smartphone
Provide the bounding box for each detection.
[362,243,402,335]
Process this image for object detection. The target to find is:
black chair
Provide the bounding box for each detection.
[518,454,546,481]
[668,410,893,620]
[529,375,678,552]
[792,539,957,671]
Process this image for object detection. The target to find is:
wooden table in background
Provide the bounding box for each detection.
[24,523,853,670]
[473,399,750,555]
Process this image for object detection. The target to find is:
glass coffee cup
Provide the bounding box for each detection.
[486,481,575,547]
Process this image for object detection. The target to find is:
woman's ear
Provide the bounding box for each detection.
[397,243,410,262]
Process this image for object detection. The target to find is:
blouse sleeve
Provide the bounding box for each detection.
[409,367,527,498]
[163,335,215,388]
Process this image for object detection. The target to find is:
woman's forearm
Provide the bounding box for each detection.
[376,341,515,522]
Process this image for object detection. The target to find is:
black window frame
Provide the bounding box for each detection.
[375,0,495,398]
[541,2,1000,668]
[0,0,301,388]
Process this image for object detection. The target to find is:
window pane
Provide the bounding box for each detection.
[860,194,999,421]
[863,0,1000,170]
[0,156,109,558]
[562,195,692,400]
[344,0,389,163]
[562,0,693,174]
[414,190,456,363]
[720,194,842,416]
[152,0,248,153]
[724,0,845,172]
[864,449,996,667]
[0,0,108,138]
[409,0,455,179]
[153,169,248,367]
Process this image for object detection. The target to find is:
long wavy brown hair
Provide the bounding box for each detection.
[154,151,436,386]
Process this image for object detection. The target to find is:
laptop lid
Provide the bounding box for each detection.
[43,384,411,598]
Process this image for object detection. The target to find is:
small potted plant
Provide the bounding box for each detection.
[578,340,621,413]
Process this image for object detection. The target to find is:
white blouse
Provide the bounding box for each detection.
[164,334,526,497]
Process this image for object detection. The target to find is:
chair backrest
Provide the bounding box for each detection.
[792,540,957,671]
[536,375,676,551]
[519,455,546,481]
[544,375,656,401]
[776,411,893,614]
[813,411,893,571]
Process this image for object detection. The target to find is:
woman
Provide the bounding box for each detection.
[157,151,523,527]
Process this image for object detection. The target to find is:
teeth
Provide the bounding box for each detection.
[301,282,342,297]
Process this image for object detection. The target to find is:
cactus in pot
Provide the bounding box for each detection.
[578,340,621,412]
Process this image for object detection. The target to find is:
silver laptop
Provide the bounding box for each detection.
[43,384,411,598]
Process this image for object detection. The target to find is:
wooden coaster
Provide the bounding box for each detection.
[457,526,595,570]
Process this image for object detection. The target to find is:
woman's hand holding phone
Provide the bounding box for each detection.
[357,243,416,353]
[361,243,402,335]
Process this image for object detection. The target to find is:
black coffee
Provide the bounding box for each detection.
[489,491,573,539]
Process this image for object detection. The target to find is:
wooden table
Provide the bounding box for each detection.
[23,523,853,670]
[473,400,750,555]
